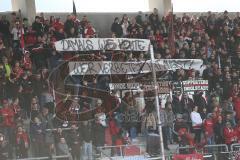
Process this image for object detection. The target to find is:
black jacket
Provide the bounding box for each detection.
[111,22,123,37]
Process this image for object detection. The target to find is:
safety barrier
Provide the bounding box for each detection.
[15,143,240,160]
[17,154,71,160]
[97,144,145,158]
[176,145,196,154]
[203,144,229,160]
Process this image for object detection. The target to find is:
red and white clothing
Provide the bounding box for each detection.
[22,55,32,71]
[16,131,29,147]
[223,127,238,144]
[204,118,214,137]
[0,107,15,127]
[84,26,96,38]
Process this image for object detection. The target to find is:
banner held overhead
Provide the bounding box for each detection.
[54,38,151,51]
[69,59,204,75]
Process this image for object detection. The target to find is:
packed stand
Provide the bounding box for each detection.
[0,8,239,159]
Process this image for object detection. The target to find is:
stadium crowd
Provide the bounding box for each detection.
[0,8,239,159]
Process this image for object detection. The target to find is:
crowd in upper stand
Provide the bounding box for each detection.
[0,7,239,159]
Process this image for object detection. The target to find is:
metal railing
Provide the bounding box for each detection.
[17,154,71,160]
[97,144,145,158]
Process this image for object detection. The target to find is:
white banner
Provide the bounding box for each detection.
[183,80,208,91]
[54,38,150,51]
[109,83,140,90]
[69,59,203,75]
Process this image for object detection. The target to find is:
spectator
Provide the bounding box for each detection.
[30,117,46,157]
[165,102,175,144]
[84,22,96,38]
[203,113,214,145]
[15,126,29,158]
[190,106,203,143]
[111,17,123,38]
[32,16,44,36]
[56,137,70,160]
[223,122,238,148]
[214,115,224,144]
[80,121,93,160]
[0,133,8,159]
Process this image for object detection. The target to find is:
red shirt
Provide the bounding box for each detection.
[16,131,29,146]
[0,107,15,127]
[233,97,240,120]
[224,127,238,144]
[109,119,120,136]
[22,56,32,71]
[204,118,214,137]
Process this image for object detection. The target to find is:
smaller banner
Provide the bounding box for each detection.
[183,80,208,92]
[109,83,140,90]
[173,153,204,160]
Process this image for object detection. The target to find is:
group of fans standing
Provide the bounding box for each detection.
[0,7,240,159]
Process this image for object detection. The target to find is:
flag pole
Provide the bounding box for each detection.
[18,9,25,54]
[150,45,165,160]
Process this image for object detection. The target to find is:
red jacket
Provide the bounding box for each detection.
[16,131,29,146]
[223,127,238,144]
[178,128,195,146]
[22,56,32,71]
[109,119,120,136]
[0,107,15,127]
[235,125,240,140]
[233,97,240,120]
[204,118,214,137]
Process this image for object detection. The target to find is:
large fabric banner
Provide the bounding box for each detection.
[183,80,208,91]
[54,38,150,51]
[69,59,203,75]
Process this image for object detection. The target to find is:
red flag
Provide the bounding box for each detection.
[168,4,175,57]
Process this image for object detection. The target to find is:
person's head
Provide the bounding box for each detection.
[226,122,232,129]
[17,126,24,133]
[97,99,103,106]
[42,107,49,116]
[153,8,158,15]
[2,99,8,108]
[114,17,119,23]
[193,106,198,112]
[35,16,40,23]
[71,124,78,130]
[217,115,223,122]
[67,15,72,20]
[34,117,40,124]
